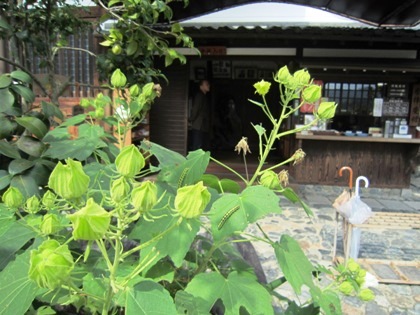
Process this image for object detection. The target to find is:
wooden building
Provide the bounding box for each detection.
[148,2,420,188]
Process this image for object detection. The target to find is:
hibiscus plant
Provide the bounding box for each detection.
[0,65,375,315]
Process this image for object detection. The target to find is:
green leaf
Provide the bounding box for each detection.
[42,126,71,142]
[175,291,202,315]
[0,222,37,270]
[0,18,12,31]
[281,187,313,216]
[211,186,281,241]
[0,140,21,159]
[252,123,266,136]
[309,287,341,315]
[61,114,87,127]
[202,174,241,194]
[15,116,48,139]
[0,251,40,315]
[10,174,40,198]
[185,272,274,315]
[0,206,15,241]
[125,280,177,315]
[159,149,210,187]
[140,141,185,168]
[0,170,11,190]
[285,301,320,315]
[0,116,15,139]
[8,159,35,175]
[0,89,14,113]
[16,136,46,157]
[0,75,12,89]
[42,137,104,160]
[10,85,35,103]
[273,235,315,295]
[10,71,32,84]
[129,209,200,268]
[41,101,64,121]
[77,124,105,139]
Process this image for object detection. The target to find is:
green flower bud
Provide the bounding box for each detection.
[110,176,130,203]
[68,198,111,241]
[253,80,271,96]
[112,44,122,55]
[131,181,157,214]
[129,84,140,97]
[347,259,360,273]
[110,68,127,88]
[42,190,57,209]
[358,288,375,301]
[115,144,145,178]
[29,239,74,289]
[274,66,291,84]
[356,276,365,286]
[2,186,24,209]
[94,107,105,119]
[293,69,311,86]
[25,195,41,214]
[175,181,210,219]
[259,170,281,190]
[48,159,90,200]
[80,98,90,108]
[338,281,354,295]
[302,85,322,103]
[317,102,337,120]
[40,213,62,235]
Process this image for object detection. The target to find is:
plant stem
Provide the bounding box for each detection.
[209,156,247,184]
[120,221,178,259]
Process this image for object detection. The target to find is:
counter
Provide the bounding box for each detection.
[292,134,420,188]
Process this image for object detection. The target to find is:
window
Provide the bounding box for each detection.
[324,82,385,115]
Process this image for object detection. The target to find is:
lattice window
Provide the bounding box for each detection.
[324,82,385,115]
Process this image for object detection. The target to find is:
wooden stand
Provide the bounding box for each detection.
[334,211,420,284]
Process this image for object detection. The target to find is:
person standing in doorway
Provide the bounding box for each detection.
[189,79,210,151]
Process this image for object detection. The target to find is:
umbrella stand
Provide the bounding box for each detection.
[345,176,369,260]
[332,166,353,262]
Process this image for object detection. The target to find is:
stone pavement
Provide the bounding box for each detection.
[246,179,420,314]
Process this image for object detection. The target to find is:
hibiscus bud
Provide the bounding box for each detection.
[274,66,291,84]
[131,180,158,214]
[67,198,111,241]
[259,170,281,190]
[25,195,40,214]
[338,281,354,295]
[40,213,62,235]
[29,239,74,289]
[129,84,140,97]
[302,85,322,104]
[358,288,375,301]
[317,102,337,120]
[110,177,130,203]
[110,68,127,88]
[347,259,360,273]
[253,80,271,96]
[42,190,57,209]
[94,107,105,119]
[293,69,311,86]
[2,186,24,209]
[115,144,145,178]
[175,181,210,219]
[48,159,90,200]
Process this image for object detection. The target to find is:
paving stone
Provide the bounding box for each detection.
[376,199,415,211]
[402,201,420,211]
[366,302,388,315]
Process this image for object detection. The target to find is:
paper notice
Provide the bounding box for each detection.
[373,98,383,117]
